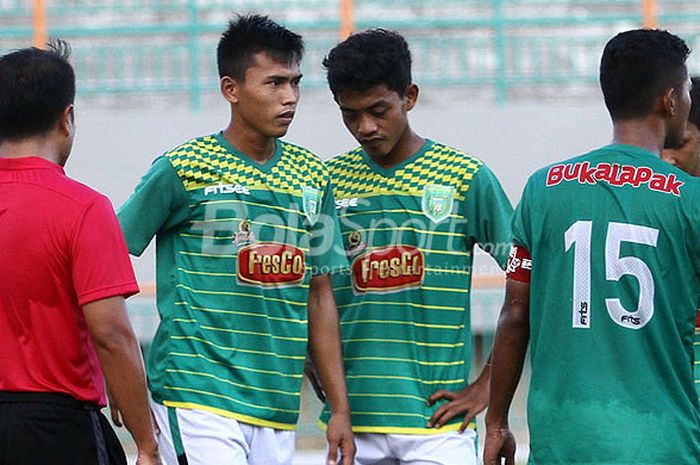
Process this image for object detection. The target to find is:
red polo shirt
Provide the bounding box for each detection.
[0,156,139,406]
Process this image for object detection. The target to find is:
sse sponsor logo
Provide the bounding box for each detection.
[546,162,684,196]
[352,246,424,293]
[336,197,359,209]
[237,242,305,286]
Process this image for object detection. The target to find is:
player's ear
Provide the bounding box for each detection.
[662,86,676,119]
[404,84,419,112]
[220,76,239,104]
[58,104,74,137]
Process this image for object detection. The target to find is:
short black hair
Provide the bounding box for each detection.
[600,29,690,120]
[324,28,412,98]
[217,14,304,80]
[0,40,75,141]
[688,76,700,128]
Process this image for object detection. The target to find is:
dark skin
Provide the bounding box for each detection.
[482,279,530,465]
[484,77,692,464]
[336,83,424,168]
[308,274,356,465]
[426,355,491,431]
[220,51,302,164]
[336,82,495,431]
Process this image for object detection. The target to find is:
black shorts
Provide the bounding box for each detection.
[0,391,127,465]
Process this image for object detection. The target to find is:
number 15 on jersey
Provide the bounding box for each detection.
[564,221,659,330]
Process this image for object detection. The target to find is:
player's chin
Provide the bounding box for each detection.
[361,145,388,159]
[268,124,291,138]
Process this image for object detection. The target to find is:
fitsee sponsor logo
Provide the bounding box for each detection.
[237,242,305,286]
[204,182,251,196]
[546,162,684,196]
[352,245,424,292]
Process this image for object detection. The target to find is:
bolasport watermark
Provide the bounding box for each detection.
[189,202,512,276]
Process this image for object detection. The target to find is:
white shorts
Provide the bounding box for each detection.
[353,430,478,465]
[150,399,296,465]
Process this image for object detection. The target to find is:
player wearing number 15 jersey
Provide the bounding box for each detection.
[484,29,700,464]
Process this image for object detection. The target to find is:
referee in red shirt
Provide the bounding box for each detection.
[0,42,160,465]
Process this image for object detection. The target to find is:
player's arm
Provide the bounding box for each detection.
[304,354,327,402]
[83,297,161,465]
[483,246,531,465]
[426,165,514,430]
[72,196,161,464]
[468,164,514,269]
[308,273,355,465]
[118,156,189,256]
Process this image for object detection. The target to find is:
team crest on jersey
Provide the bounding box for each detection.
[352,245,424,293]
[232,219,256,246]
[422,184,454,224]
[345,230,366,256]
[237,242,305,287]
[302,186,322,226]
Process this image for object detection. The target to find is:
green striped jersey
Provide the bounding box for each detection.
[513,144,700,464]
[319,139,513,434]
[118,133,347,429]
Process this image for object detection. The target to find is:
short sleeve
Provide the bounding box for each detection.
[71,196,139,306]
[117,156,189,256]
[463,165,514,269]
[511,176,535,252]
[308,182,349,275]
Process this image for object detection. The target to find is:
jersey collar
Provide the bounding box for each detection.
[0,156,65,174]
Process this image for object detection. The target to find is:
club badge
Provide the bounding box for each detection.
[421,184,454,224]
[302,186,322,226]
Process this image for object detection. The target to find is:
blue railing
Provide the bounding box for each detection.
[1,1,698,107]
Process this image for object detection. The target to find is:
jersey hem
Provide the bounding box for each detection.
[163,401,297,431]
[78,282,140,306]
[316,419,475,435]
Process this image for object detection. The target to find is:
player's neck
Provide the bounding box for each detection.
[611,119,664,156]
[373,130,425,169]
[0,136,65,166]
[221,125,276,165]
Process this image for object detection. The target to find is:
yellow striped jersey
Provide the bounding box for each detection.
[118,133,347,429]
[319,139,513,434]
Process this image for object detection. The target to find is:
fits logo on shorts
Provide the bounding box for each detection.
[237,242,305,287]
[352,245,424,293]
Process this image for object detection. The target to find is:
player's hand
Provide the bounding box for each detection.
[483,426,516,465]
[304,355,327,403]
[426,376,488,431]
[135,448,162,465]
[107,387,160,435]
[325,413,355,465]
